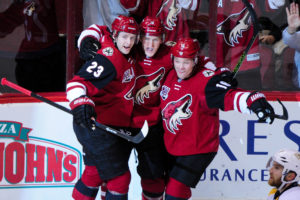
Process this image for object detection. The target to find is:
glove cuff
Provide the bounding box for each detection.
[246,91,266,108]
[70,96,95,110]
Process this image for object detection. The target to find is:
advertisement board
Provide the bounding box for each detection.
[0,95,299,200]
[0,100,142,200]
[194,101,300,200]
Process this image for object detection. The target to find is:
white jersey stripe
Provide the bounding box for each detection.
[234,92,251,114]
[66,82,87,102]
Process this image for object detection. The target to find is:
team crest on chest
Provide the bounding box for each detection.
[102,47,114,56]
[161,94,192,134]
[202,70,215,77]
[125,68,165,104]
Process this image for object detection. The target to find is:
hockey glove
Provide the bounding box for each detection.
[220,70,238,88]
[70,96,97,131]
[79,37,101,61]
[246,92,275,124]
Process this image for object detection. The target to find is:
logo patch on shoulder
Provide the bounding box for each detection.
[102,47,114,56]
[202,70,215,77]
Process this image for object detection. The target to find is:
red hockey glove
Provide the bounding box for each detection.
[79,37,101,61]
[246,92,275,124]
[70,96,97,131]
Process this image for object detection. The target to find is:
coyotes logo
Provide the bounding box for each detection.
[162,94,192,134]
[23,1,36,16]
[125,68,165,104]
[157,0,181,31]
[217,6,252,47]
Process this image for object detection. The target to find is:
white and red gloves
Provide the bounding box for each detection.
[246,92,275,124]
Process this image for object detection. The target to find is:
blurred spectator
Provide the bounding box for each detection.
[82,0,129,30]
[257,0,298,91]
[216,0,285,90]
[282,1,300,89]
[0,0,65,92]
[120,0,201,46]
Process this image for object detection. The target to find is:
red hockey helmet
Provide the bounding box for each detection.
[111,15,139,38]
[140,16,164,37]
[171,38,200,59]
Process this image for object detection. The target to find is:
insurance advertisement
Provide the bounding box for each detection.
[0,97,299,200]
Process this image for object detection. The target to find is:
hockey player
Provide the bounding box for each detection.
[76,16,172,200]
[66,15,139,200]
[266,149,300,200]
[128,16,172,200]
[78,16,172,200]
[159,37,276,199]
[77,16,218,199]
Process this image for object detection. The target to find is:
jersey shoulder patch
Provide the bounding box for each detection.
[202,69,215,77]
[102,47,114,56]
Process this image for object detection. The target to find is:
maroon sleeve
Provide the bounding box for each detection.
[0,3,24,37]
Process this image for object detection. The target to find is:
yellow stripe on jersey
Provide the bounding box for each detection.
[268,188,277,195]
[268,188,278,200]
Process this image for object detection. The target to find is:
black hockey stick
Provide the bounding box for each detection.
[269,99,288,120]
[1,78,149,143]
[232,0,261,79]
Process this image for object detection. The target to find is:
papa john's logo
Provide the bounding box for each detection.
[161,94,192,134]
[0,121,82,188]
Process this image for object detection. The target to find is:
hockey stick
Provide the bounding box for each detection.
[269,99,288,120]
[1,78,149,143]
[232,0,261,79]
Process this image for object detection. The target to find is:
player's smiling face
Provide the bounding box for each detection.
[174,57,195,79]
[141,35,162,57]
[115,32,136,54]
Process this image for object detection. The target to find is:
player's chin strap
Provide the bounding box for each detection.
[232,0,261,79]
[1,78,149,144]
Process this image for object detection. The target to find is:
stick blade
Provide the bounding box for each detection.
[276,99,288,120]
[130,120,149,144]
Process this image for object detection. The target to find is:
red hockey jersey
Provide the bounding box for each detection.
[160,65,251,156]
[216,0,260,71]
[67,31,136,127]
[216,0,284,71]
[128,44,173,128]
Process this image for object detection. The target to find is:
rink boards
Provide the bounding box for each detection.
[0,92,299,200]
